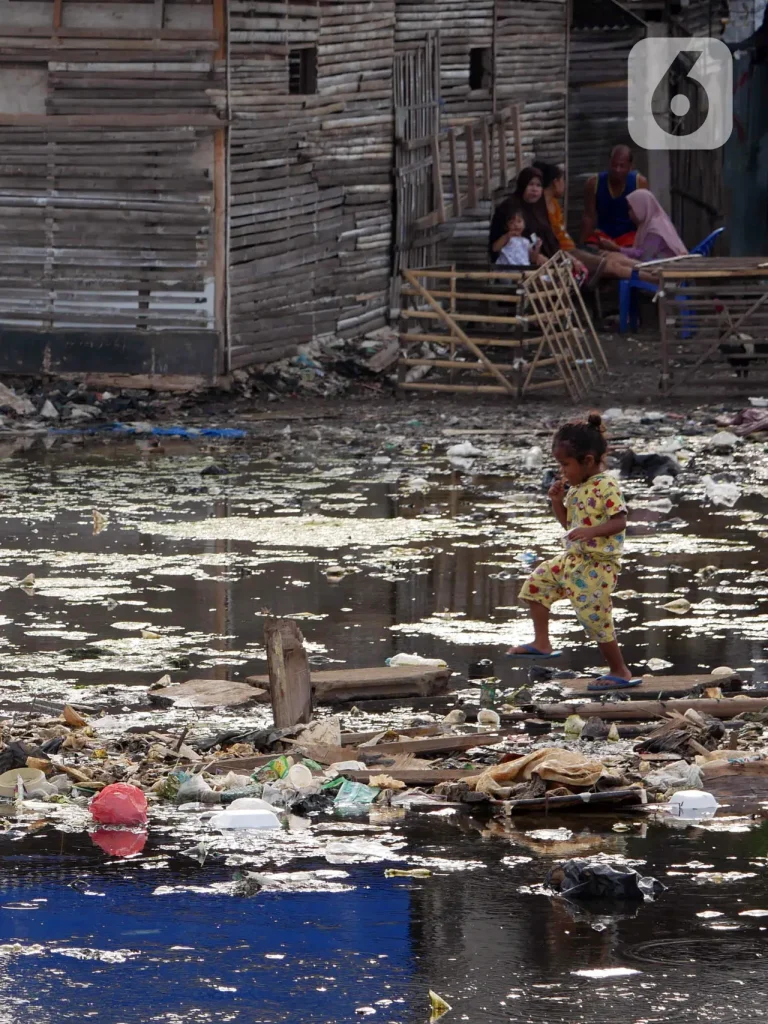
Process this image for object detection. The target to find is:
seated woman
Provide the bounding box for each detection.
[533,161,576,252]
[598,190,688,264]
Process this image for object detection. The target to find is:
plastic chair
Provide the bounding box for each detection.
[618,226,725,333]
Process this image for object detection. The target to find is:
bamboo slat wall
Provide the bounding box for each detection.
[227,0,396,369]
[0,9,221,341]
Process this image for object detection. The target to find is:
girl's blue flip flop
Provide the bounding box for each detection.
[588,675,643,692]
[506,645,562,661]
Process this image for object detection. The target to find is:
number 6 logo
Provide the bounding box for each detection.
[628,37,733,151]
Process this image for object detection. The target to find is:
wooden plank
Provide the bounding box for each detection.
[246,665,452,703]
[498,117,507,188]
[213,126,226,349]
[480,117,491,199]
[448,128,461,218]
[150,678,266,709]
[264,617,312,728]
[535,696,768,722]
[399,382,511,394]
[55,373,224,392]
[465,123,477,209]
[359,732,506,759]
[0,115,224,128]
[343,768,483,785]
[431,134,445,225]
[512,103,523,176]
[701,760,768,802]
[502,788,645,814]
[561,672,741,699]
[341,726,441,746]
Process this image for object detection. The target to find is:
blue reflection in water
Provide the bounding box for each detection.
[0,858,414,1024]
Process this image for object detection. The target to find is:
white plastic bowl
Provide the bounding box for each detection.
[287,763,313,790]
[0,767,45,800]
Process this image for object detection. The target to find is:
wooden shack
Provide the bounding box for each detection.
[0,0,570,382]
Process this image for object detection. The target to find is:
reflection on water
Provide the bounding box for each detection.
[0,440,763,700]
[0,817,767,1022]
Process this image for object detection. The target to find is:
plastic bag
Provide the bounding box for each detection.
[644,760,703,794]
[386,653,447,669]
[176,774,220,805]
[334,780,380,809]
[89,783,147,826]
[548,858,665,901]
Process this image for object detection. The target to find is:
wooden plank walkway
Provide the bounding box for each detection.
[561,672,739,700]
[246,666,451,703]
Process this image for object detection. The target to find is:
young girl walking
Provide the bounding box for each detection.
[507,413,641,691]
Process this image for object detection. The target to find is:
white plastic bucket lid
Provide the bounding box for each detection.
[210,808,280,830]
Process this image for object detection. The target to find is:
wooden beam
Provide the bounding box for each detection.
[480,117,491,200]
[264,617,312,729]
[448,128,461,218]
[498,118,507,188]
[534,696,768,722]
[431,134,446,225]
[213,127,226,356]
[465,123,477,208]
[0,114,224,128]
[212,0,226,60]
[512,103,523,177]
[52,0,63,33]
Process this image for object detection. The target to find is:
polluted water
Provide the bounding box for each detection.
[1,402,768,1022]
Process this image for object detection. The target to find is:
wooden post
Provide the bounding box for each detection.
[431,134,446,225]
[264,617,313,728]
[465,123,477,209]
[512,104,523,178]
[498,117,507,189]
[52,0,63,31]
[480,118,491,200]
[448,128,461,218]
[658,286,670,394]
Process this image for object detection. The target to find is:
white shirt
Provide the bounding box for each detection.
[497,236,532,266]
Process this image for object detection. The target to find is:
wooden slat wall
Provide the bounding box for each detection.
[394,0,568,273]
[496,0,567,167]
[566,25,645,239]
[395,0,494,116]
[227,0,396,369]
[0,26,220,338]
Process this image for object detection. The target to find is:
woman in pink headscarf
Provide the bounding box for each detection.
[598,190,687,263]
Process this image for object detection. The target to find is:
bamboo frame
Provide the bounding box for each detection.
[402,269,516,395]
